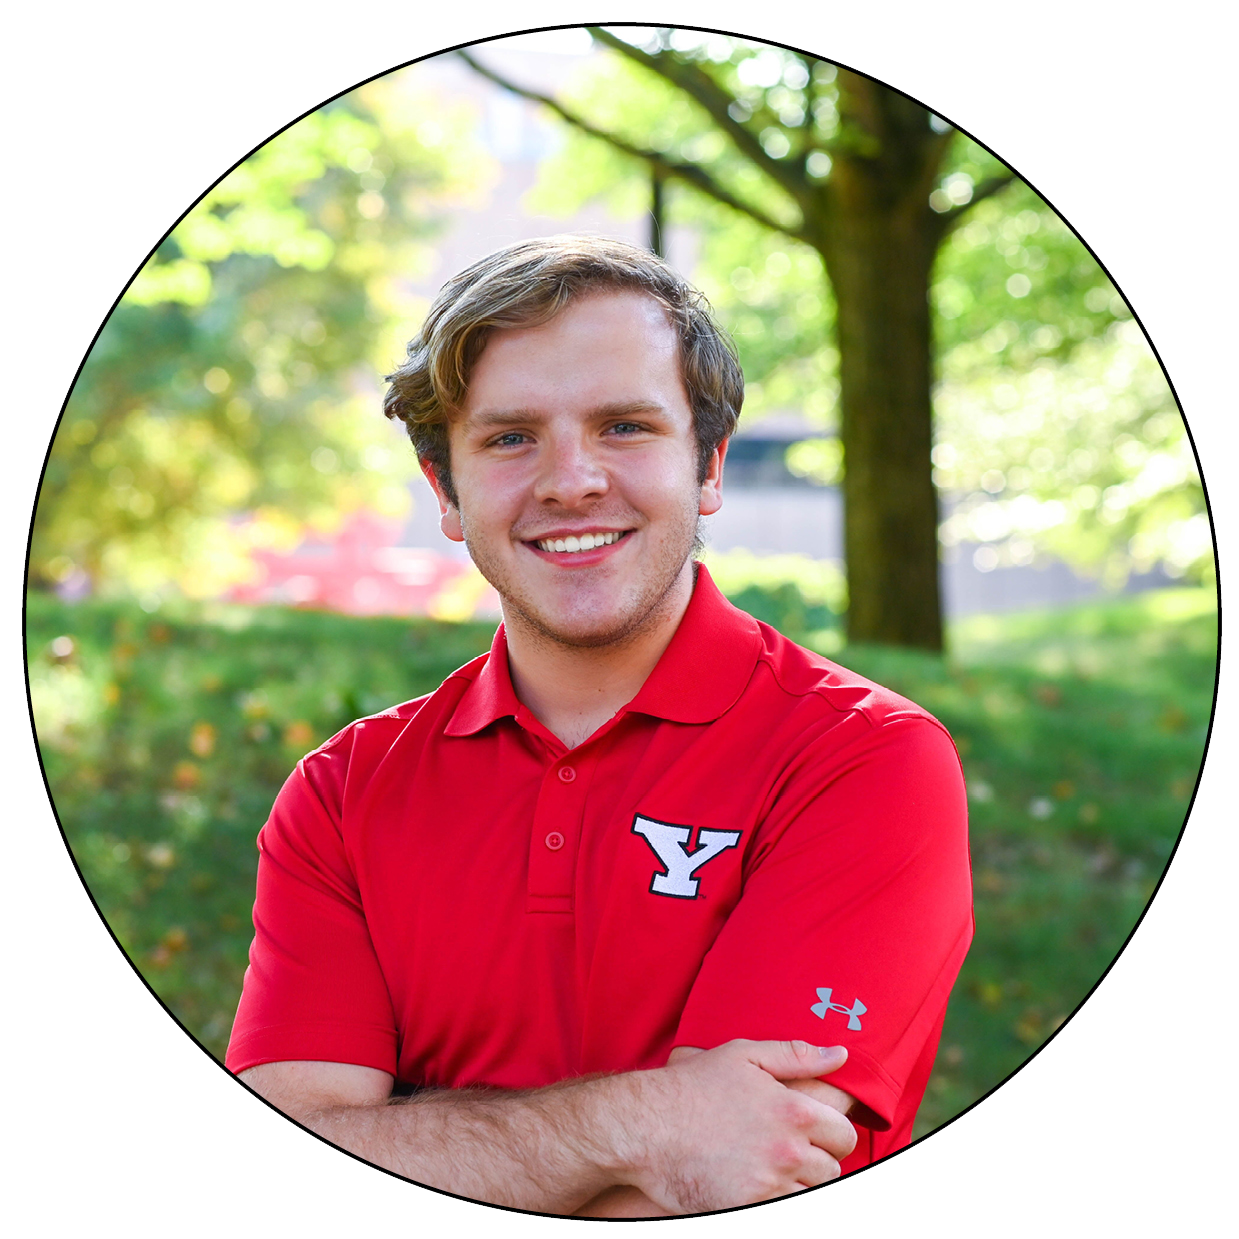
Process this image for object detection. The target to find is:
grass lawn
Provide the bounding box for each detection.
[26,584,1216,1137]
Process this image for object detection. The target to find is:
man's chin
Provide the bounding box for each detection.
[500,579,685,650]
[478,541,698,651]
[511,606,647,650]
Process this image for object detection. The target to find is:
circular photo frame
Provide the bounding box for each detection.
[21,21,1219,1229]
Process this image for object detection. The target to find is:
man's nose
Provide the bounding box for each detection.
[533,434,609,506]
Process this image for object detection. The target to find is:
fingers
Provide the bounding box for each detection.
[792,1146,844,1190]
[760,1103,851,1197]
[774,1074,858,1164]
[744,1038,847,1080]
[783,1076,855,1116]
[804,1095,858,1162]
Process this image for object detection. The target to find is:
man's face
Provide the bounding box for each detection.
[424,290,726,649]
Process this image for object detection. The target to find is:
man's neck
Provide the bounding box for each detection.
[503,564,696,750]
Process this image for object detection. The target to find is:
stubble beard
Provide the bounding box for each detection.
[461,505,703,653]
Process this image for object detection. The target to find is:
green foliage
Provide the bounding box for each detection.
[29,592,496,1052]
[29,586,1215,1135]
[701,549,845,641]
[126,110,384,306]
[934,320,1207,585]
[692,213,835,423]
[932,175,1125,365]
[32,78,492,599]
[928,173,1208,585]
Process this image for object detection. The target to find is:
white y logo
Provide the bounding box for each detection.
[631,815,741,899]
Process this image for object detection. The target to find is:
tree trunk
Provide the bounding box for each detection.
[819,216,941,649]
[811,73,950,651]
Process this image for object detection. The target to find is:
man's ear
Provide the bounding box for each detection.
[419,458,464,543]
[698,437,729,517]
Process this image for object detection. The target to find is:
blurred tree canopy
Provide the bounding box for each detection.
[31,77,490,601]
[931,202,1206,587]
[31,32,1209,631]
[467,26,1209,644]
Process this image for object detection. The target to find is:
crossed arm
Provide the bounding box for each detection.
[240,1040,857,1217]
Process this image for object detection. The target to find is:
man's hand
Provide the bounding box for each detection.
[575,1043,856,1217]
[618,1039,857,1215]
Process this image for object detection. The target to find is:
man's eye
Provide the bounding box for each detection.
[609,422,645,435]
[492,432,528,447]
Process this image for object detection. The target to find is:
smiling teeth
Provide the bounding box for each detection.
[537,531,624,553]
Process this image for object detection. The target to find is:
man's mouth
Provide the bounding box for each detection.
[528,530,632,554]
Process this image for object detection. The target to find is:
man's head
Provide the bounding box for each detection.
[383,238,744,650]
[384,235,743,507]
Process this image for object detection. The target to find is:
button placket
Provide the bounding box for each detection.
[526,752,595,913]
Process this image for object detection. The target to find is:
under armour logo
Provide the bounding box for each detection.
[811,987,867,1031]
[631,815,741,899]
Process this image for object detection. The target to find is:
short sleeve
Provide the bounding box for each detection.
[224,740,399,1076]
[673,714,973,1135]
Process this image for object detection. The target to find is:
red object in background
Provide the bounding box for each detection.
[228,511,497,617]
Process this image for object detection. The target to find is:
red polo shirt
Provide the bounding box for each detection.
[226,565,973,1172]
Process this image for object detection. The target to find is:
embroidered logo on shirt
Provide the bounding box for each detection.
[631,815,741,899]
[811,987,867,1031]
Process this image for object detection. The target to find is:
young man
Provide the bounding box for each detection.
[225,236,973,1217]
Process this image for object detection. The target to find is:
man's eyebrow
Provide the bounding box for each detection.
[465,409,540,429]
[465,400,667,428]
[593,400,667,418]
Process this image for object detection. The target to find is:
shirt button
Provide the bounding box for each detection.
[545,831,565,851]
[558,765,576,783]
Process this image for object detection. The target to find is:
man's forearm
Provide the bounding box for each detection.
[247,1040,857,1215]
[300,1074,646,1214]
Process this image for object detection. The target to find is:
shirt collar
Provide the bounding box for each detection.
[444,623,522,736]
[444,563,762,737]
[624,563,762,724]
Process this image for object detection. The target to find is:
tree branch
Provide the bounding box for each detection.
[586,27,810,207]
[925,126,957,175]
[455,48,802,241]
[905,125,958,214]
[933,173,1016,236]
